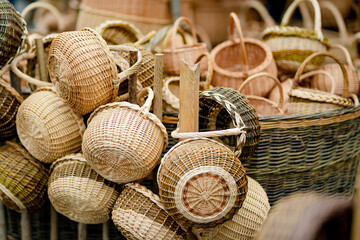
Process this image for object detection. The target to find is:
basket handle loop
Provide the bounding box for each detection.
[246,95,285,115]
[161,26,188,51]
[239,1,275,28]
[137,87,154,112]
[294,51,349,97]
[170,17,198,50]
[301,70,337,94]
[281,0,323,41]
[330,44,354,68]
[319,1,348,42]
[194,52,213,90]
[135,31,156,46]
[229,12,249,72]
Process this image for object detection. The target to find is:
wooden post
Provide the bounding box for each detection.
[35,38,49,82]
[352,165,360,240]
[128,51,138,104]
[102,221,109,240]
[153,54,164,120]
[0,203,6,240]
[10,70,21,94]
[50,206,58,240]
[78,223,86,240]
[179,59,200,141]
[21,212,31,240]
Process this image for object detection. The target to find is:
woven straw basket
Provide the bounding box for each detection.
[192,176,270,240]
[112,183,189,239]
[16,87,85,163]
[163,17,208,75]
[0,141,49,212]
[0,0,27,70]
[0,79,23,141]
[82,87,168,184]
[210,12,277,97]
[48,153,120,224]
[157,138,248,229]
[262,0,330,73]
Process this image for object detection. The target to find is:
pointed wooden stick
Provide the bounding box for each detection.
[35,38,49,82]
[50,206,58,240]
[21,211,31,240]
[153,54,164,120]
[102,221,109,240]
[78,223,86,240]
[128,51,138,104]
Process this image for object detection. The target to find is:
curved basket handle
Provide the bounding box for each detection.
[245,95,285,115]
[161,26,188,51]
[229,12,249,71]
[137,87,154,112]
[293,51,349,97]
[239,1,275,28]
[21,1,65,32]
[170,17,198,50]
[135,31,156,46]
[281,0,323,40]
[194,52,213,90]
[302,69,337,94]
[330,44,354,68]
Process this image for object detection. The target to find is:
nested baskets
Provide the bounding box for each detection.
[192,176,270,240]
[0,0,27,70]
[157,138,248,229]
[0,79,23,141]
[16,87,85,163]
[210,12,277,97]
[0,141,49,212]
[82,87,168,184]
[112,183,189,240]
[48,153,120,224]
[262,0,330,73]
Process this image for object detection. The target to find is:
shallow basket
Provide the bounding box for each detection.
[48,153,120,224]
[0,79,23,141]
[16,87,85,163]
[192,176,270,240]
[112,183,189,240]
[0,141,49,212]
[157,138,248,229]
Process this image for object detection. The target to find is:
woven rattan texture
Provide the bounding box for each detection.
[48,28,118,115]
[48,153,120,224]
[0,141,49,212]
[97,20,143,45]
[16,88,85,163]
[157,138,248,229]
[112,183,188,240]
[199,87,261,163]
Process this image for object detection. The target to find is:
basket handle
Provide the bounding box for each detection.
[137,87,154,112]
[330,44,354,68]
[238,1,275,28]
[293,51,349,97]
[246,95,285,115]
[281,0,323,40]
[301,70,337,94]
[170,17,198,50]
[194,52,213,90]
[229,12,249,71]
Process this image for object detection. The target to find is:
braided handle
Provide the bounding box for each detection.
[229,12,249,71]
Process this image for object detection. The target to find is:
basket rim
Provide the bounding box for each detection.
[96,19,144,41]
[162,42,207,54]
[0,79,23,103]
[50,153,86,172]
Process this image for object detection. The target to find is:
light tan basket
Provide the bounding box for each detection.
[112,183,189,239]
[82,87,168,184]
[211,12,277,97]
[48,153,120,224]
[16,87,85,163]
[157,138,248,229]
[192,176,270,240]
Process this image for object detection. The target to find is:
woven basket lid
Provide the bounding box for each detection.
[0,0,27,69]
[0,141,49,212]
[82,101,168,184]
[48,153,120,224]
[157,138,248,229]
[199,87,261,163]
[16,87,85,163]
[48,27,118,115]
[192,176,270,240]
[112,183,189,240]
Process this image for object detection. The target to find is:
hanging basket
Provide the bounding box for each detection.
[211,12,277,97]
[48,153,120,224]
[16,87,85,163]
[0,141,49,212]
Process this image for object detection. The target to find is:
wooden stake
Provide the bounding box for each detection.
[50,206,58,240]
[35,38,49,82]
[153,53,164,120]
[0,203,6,240]
[10,70,21,94]
[179,59,200,141]
[128,51,138,104]
[102,221,109,240]
[352,165,360,240]
[21,212,31,240]
[78,223,86,240]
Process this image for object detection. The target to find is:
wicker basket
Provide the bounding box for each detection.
[48,153,120,224]
[211,12,277,97]
[0,79,23,141]
[262,0,330,73]
[157,138,248,229]
[0,141,49,212]
[82,87,168,184]
[192,176,270,240]
[112,183,189,239]
[16,87,85,163]
[0,0,27,70]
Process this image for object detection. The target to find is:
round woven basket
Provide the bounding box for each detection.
[0,141,49,212]
[48,153,120,224]
[192,176,270,240]
[82,87,168,184]
[211,12,277,97]
[112,183,189,239]
[157,138,248,229]
[0,79,23,141]
[16,87,85,163]
[0,0,27,70]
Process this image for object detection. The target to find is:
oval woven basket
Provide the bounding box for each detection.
[112,183,189,240]
[16,87,85,163]
[48,153,120,224]
[82,87,168,184]
[157,138,248,229]
[192,176,270,240]
[0,79,23,141]
[211,12,277,97]
[0,141,49,212]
